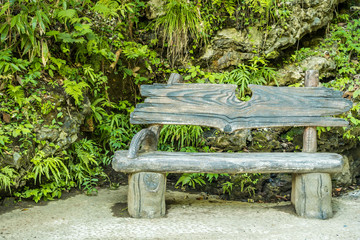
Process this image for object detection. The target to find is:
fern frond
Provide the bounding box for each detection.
[0,166,18,192]
[92,0,119,18]
[57,9,77,20]
[63,80,89,105]
[7,84,25,106]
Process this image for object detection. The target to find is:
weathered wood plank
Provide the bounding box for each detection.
[131,84,352,132]
[112,151,344,174]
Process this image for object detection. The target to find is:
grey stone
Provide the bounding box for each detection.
[277,56,337,86]
[198,0,344,70]
[205,129,250,151]
[146,0,166,20]
[12,152,21,167]
[332,156,352,186]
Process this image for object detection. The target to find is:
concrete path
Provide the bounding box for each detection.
[0,186,359,240]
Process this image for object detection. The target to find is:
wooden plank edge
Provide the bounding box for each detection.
[130,116,349,133]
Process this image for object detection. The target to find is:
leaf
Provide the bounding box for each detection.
[57,9,77,20]
[0,2,10,16]
[46,31,60,37]
[58,32,84,43]
[353,89,360,99]
[41,40,49,66]
[0,25,9,42]
[63,80,89,104]
[10,14,19,28]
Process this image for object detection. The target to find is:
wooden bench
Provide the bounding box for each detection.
[112,70,352,219]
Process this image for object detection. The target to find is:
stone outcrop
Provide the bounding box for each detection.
[199,0,345,70]
[277,56,337,86]
[0,87,89,192]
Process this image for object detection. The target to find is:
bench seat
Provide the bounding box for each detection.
[113,151,344,174]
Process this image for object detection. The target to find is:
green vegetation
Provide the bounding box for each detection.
[155,0,206,65]
[321,17,360,140]
[0,0,358,203]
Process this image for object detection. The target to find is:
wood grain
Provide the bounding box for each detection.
[113,151,344,174]
[131,84,352,132]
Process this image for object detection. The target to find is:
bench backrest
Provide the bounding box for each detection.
[131,78,352,133]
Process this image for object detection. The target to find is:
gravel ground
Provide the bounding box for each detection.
[0,186,359,240]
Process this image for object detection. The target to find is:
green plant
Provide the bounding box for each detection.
[175,173,206,189]
[224,57,278,98]
[176,172,229,189]
[320,17,360,140]
[14,180,75,203]
[234,173,261,196]
[7,85,25,107]
[213,0,236,16]
[222,181,233,195]
[184,65,227,83]
[159,125,204,150]
[0,166,18,192]
[82,176,99,195]
[31,151,70,184]
[155,0,207,65]
[63,80,89,105]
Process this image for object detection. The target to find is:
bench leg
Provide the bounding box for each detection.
[127,172,166,218]
[293,173,333,219]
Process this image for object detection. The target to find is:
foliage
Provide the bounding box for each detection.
[7,85,25,107]
[14,180,75,203]
[233,173,261,197]
[199,0,291,34]
[31,151,70,184]
[223,57,278,98]
[155,0,207,65]
[175,172,229,189]
[0,0,358,203]
[159,125,204,150]
[176,173,206,189]
[184,57,277,99]
[63,80,89,105]
[320,16,360,140]
[0,0,147,201]
[0,166,18,192]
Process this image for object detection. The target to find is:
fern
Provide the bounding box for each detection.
[91,97,107,123]
[0,166,18,192]
[213,0,236,16]
[63,80,89,105]
[159,125,203,150]
[224,58,278,98]
[7,84,25,106]
[75,148,97,170]
[175,173,206,189]
[92,0,120,18]
[31,151,70,184]
[57,9,77,21]
[73,139,98,171]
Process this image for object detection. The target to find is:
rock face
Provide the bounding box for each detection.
[199,0,345,70]
[35,113,84,158]
[204,129,251,152]
[277,56,337,86]
[146,0,166,20]
[0,87,88,193]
